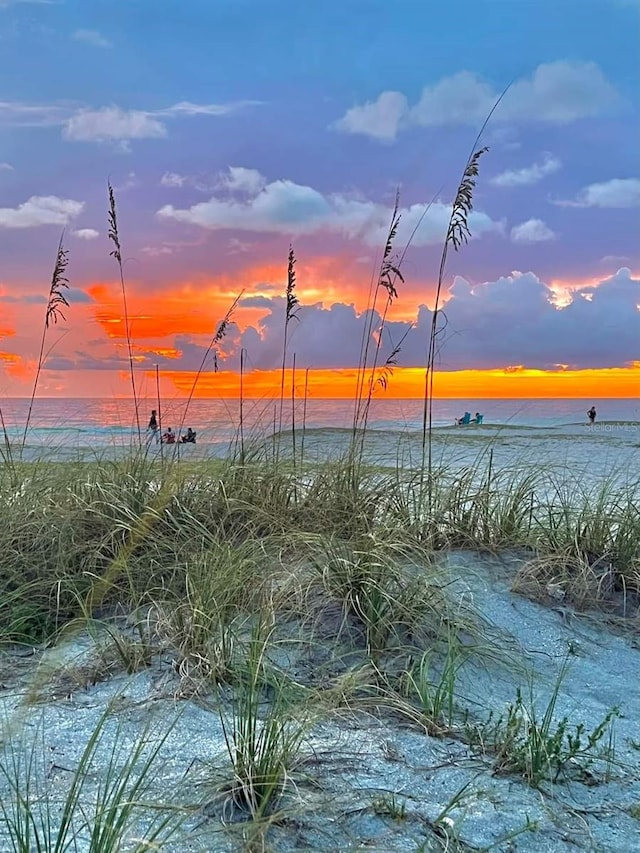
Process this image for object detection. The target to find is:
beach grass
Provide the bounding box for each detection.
[1,438,636,850]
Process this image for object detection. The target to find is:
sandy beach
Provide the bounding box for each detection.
[1,549,638,851]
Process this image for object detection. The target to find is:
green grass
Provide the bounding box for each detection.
[218,619,309,819]
[0,450,636,850]
[0,706,182,852]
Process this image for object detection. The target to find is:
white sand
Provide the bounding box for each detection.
[1,551,638,852]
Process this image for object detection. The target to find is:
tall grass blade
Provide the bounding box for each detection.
[108,182,141,443]
[21,235,69,452]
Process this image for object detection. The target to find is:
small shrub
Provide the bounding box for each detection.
[492,664,619,786]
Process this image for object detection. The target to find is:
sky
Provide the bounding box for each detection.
[0,0,639,399]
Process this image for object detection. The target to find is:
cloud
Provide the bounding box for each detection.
[427,268,640,370]
[491,154,561,188]
[0,98,258,145]
[72,29,112,48]
[157,101,259,117]
[334,91,409,141]
[157,169,502,247]
[334,61,620,140]
[140,245,174,257]
[0,100,71,127]
[67,288,93,303]
[239,295,275,309]
[510,219,556,244]
[0,195,83,228]
[556,178,640,209]
[71,227,99,240]
[63,107,167,142]
[160,171,187,188]
[0,162,13,171]
[0,293,46,304]
[218,166,267,194]
[175,268,639,373]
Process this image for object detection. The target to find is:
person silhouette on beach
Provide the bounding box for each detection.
[162,427,176,444]
[147,410,159,444]
[181,427,196,444]
[587,406,597,424]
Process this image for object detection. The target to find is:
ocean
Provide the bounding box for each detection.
[0,397,640,456]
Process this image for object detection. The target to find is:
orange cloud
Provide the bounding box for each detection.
[85,254,426,342]
[4,354,34,382]
[0,351,20,363]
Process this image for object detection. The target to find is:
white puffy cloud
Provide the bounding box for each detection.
[333,91,409,141]
[334,61,620,140]
[0,195,83,228]
[72,29,112,48]
[63,107,167,142]
[157,170,502,247]
[557,178,640,209]
[499,61,619,123]
[510,219,556,244]
[491,154,561,188]
[0,162,13,170]
[410,71,497,128]
[72,228,99,240]
[218,166,267,194]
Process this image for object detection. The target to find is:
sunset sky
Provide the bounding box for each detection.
[0,0,639,399]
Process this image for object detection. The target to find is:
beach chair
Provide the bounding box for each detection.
[475,414,484,425]
[461,412,471,425]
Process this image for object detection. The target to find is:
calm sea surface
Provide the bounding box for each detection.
[0,397,638,451]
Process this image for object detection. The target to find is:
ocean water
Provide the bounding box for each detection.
[0,397,638,451]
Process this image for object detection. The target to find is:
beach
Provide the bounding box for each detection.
[3,397,639,479]
[1,399,639,851]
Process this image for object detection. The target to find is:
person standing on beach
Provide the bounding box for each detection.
[587,406,597,424]
[147,409,159,443]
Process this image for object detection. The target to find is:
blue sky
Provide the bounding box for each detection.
[0,0,638,396]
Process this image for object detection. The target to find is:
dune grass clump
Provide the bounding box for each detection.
[308,535,443,658]
[219,620,309,820]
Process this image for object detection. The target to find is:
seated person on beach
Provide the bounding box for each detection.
[162,427,176,444]
[587,406,597,424]
[181,427,196,444]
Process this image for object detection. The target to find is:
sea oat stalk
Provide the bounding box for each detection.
[277,246,299,459]
[351,195,405,469]
[422,147,489,483]
[21,235,69,451]
[108,182,141,442]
